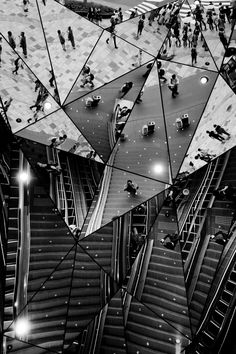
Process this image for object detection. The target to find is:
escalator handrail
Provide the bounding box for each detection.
[196,236,236,336]
[86,146,118,235]
[179,162,213,233]
[184,152,230,280]
[133,238,154,300]
[53,149,69,224]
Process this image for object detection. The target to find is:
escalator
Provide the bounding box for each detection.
[4,146,20,329]
[190,240,236,354]
[179,153,229,269]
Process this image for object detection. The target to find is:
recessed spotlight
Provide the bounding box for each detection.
[200,76,209,84]
[44,101,52,110]
[14,318,30,337]
[17,171,30,183]
[153,163,164,174]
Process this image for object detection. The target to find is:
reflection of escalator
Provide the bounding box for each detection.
[189,237,224,334]
[190,244,236,353]
[4,147,20,329]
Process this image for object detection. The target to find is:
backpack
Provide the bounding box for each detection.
[89,73,94,80]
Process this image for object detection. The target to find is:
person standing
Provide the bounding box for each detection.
[57,30,66,51]
[68,27,75,49]
[49,69,55,87]
[191,45,197,65]
[137,15,145,38]
[19,32,27,58]
[206,130,225,142]
[8,31,16,50]
[23,0,30,15]
[0,37,2,68]
[124,180,139,196]
[168,74,179,98]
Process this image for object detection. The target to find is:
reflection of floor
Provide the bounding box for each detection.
[180,75,236,173]
[65,31,153,104]
[113,84,170,183]
[37,0,103,103]
[101,166,168,227]
[15,109,99,160]
[0,42,57,133]
[160,64,218,177]
[65,65,149,161]
[0,0,55,96]
[116,14,168,57]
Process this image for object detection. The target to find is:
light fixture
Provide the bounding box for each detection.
[200,76,209,84]
[153,163,164,174]
[176,338,181,344]
[44,101,52,110]
[17,171,30,184]
[14,318,30,337]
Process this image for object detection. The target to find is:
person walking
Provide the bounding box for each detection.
[213,124,230,139]
[12,57,23,75]
[57,30,66,51]
[160,231,180,250]
[120,82,133,98]
[49,69,55,87]
[0,37,2,68]
[168,74,179,98]
[218,28,228,49]
[206,130,225,142]
[19,32,27,58]
[68,27,75,49]
[8,31,16,50]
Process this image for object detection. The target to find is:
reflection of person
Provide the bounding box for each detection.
[160,231,180,250]
[120,82,133,98]
[124,180,139,195]
[49,134,67,148]
[37,162,62,175]
[210,230,229,245]
[168,74,179,98]
[69,224,81,239]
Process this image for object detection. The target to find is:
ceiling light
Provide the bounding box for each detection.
[200,76,209,84]
[44,101,52,110]
[17,171,30,183]
[14,318,30,337]
[153,163,164,174]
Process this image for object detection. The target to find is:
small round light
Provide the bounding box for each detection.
[153,163,164,174]
[44,101,52,110]
[176,338,181,344]
[15,318,30,337]
[17,171,30,183]
[200,76,209,84]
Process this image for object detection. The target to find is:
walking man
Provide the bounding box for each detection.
[57,30,66,51]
